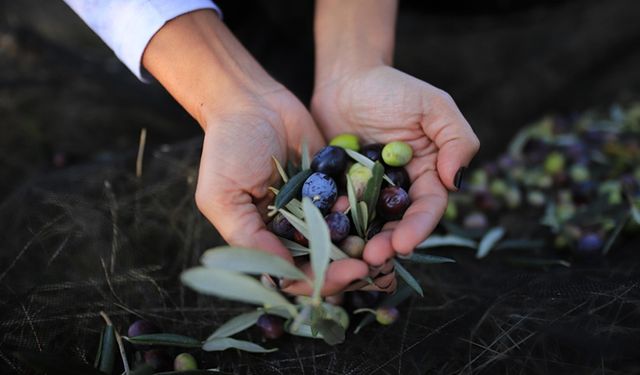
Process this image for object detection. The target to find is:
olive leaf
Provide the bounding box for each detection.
[303,197,332,302]
[202,337,277,353]
[358,201,369,233]
[603,212,629,255]
[346,174,364,237]
[93,327,104,368]
[392,259,424,297]
[406,253,456,264]
[315,319,346,345]
[285,321,323,340]
[279,209,349,260]
[416,235,477,249]
[493,239,545,251]
[200,247,308,281]
[278,236,310,256]
[98,324,115,374]
[271,156,288,183]
[207,310,262,340]
[287,160,300,178]
[285,198,305,218]
[476,227,506,259]
[124,333,202,348]
[344,149,395,185]
[506,257,571,268]
[364,161,385,218]
[275,169,313,209]
[630,198,640,225]
[181,267,296,315]
[301,140,311,170]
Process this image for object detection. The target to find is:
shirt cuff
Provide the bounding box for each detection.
[64,0,221,82]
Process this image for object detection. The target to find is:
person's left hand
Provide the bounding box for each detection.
[311,65,480,268]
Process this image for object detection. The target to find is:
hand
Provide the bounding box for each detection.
[142,10,376,296]
[311,65,480,266]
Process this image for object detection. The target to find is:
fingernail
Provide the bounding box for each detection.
[279,277,293,289]
[369,265,383,274]
[454,167,467,190]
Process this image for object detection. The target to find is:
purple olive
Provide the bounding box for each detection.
[360,143,385,163]
[463,212,488,230]
[127,320,159,338]
[576,233,603,255]
[269,213,295,240]
[571,180,596,205]
[325,212,351,243]
[385,167,410,190]
[311,146,348,177]
[256,314,284,340]
[144,349,172,371]
[377,186,410,220]
[293,229,308,247]
[302,172,338,213]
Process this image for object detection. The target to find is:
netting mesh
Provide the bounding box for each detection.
[1,138,640,374]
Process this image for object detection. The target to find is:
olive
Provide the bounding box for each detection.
[292,229,308,246]
[376,306,399,325]
[544,151,565,175]
[325,212,351,243]
[576,232,603,254]
[174,353,198,371]
[571,180,596,205]
[377,186,410,220]
[256,314,285,340]
[348,163,372,200]
[311,146,348,177]
[381,141,413,167]
[360,143,385,163]
[268,213,295,240]
[144,349,172,371]
[385,167,410,190]
[127,320,159,338]
[329,134,360,151]
[302,172,338,213]
[340,235,365,258]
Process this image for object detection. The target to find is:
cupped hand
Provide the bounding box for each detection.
[311,65,480,266]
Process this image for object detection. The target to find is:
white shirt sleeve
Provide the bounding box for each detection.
[63,0,221,82]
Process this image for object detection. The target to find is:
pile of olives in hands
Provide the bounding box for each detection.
[269,134,414,260]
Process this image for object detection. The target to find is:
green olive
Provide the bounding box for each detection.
[329,133,360,151]
[382,141,413,167]
[173,353,198,371]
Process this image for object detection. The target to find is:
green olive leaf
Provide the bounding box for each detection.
[363,161,385,218]
[200,247,308,281]
[301,140,311,170]
[285,198,305,218]
[98,324,115,374]
[406,253,456,264]
[285,321,323,340]
[181,267,296,314]
[124,333,202,348]
[279,209,349,260]
[392,259,424,297]
[476,227,506,259]
[358,201,369,234]
[275,169,313,209]
[603,212,630,255]
[344,149,395,185]
[271,156,288,183]
[346,174,364,237]
[416,235,478,250]
[303,197,332,302]
[202,337,277,353]
[315,319,346,345]
[278,236,310,256]
[93,327,104,368]
[207,310,262,340]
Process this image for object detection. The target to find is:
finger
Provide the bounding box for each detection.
[331,195,349,213]
[391,170,448,254]
[282,258,369,297]
[197,185,293,263]
[362,224,396,267]
[282,103,326,158]
[359,273,397,293]
[421,90,480,191]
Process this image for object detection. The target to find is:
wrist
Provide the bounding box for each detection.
[313,0,397,87]
[142,10,281,131]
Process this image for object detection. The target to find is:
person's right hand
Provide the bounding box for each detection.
[143,10,374,296]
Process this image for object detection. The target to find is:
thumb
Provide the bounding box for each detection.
[421,90,480,191]
[196,186,294,264]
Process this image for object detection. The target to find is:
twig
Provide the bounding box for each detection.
[136,128,147,178]
[100,311,130,375]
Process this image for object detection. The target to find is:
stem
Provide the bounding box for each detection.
[353,308,377,315]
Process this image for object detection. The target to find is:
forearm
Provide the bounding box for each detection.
[314,0,398,84]
[142,10,278,129]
